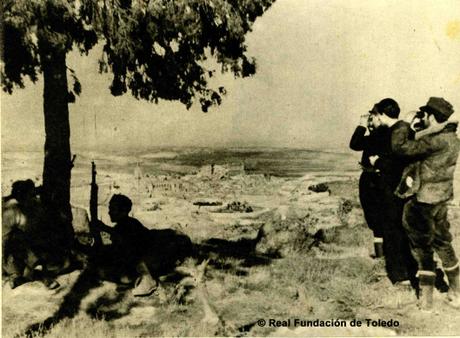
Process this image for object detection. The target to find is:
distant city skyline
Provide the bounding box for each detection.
[2,0,460,152]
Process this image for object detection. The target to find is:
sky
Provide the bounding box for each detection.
[2,0,460,152]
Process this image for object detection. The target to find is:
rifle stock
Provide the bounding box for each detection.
[90,161,103,247]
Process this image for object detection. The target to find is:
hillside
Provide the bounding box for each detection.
[3,169,460,337]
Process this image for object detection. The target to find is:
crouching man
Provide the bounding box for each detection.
[392,97,460,310]
[2,179,64,289]
[92,194,159,296]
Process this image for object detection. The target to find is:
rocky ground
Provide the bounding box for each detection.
[2,166,460,337]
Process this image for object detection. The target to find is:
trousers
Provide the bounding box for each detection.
[402,199,458,272]
[359,171,384,238]
[380,179,418,284]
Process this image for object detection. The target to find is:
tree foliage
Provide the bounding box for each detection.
[1,0,275,112]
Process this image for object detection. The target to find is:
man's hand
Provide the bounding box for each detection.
[415,119,449,140]
[359,114,369,127]
[369,155,379,166]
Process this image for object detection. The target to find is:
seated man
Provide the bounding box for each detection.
[2,180,60,289]
[3,180,38,288]
[92,194,158,296]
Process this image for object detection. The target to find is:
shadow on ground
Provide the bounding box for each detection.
[19,227,278,338]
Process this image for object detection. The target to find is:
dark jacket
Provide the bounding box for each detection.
[111,216,151,259]
[392,122,460,204]
[371,121,414,190]
[350,126,390,169]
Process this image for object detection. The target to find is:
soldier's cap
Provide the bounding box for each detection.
[11,179,36,199]
[420,97,454,120]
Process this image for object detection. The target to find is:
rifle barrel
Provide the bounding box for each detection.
[90,161,102,247]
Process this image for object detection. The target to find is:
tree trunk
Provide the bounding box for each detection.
[39,35,74,250]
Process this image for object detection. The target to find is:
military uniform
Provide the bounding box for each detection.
[392,97,460,309]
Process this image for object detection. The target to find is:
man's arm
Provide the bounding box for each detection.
[390,121,411,152]
[392,127,443,158]
[349,126,368,151]
[350,114,373,151]
[94,220,115,235]
[414,121,449,140]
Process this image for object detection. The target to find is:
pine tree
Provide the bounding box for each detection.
[1,0,275,247]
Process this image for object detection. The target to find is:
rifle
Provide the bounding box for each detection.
[89,161,103,247]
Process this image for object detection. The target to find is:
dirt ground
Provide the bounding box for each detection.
[2,168,460,337]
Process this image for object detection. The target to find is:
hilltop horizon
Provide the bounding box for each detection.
[1,143,352,154]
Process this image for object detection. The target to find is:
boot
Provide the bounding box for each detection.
[434,268,449,293]
[42,278,60,290]
[418,271,435,311]
[132,261,157,297]
[445,264,460,308]
[31,269,61,290]
[372,237,384,259]
[9,275,28,289]
[410,276,420,299]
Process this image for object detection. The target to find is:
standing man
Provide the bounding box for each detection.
[392,97,460,310]
[368,98,419,291]
[350,110,389,258]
